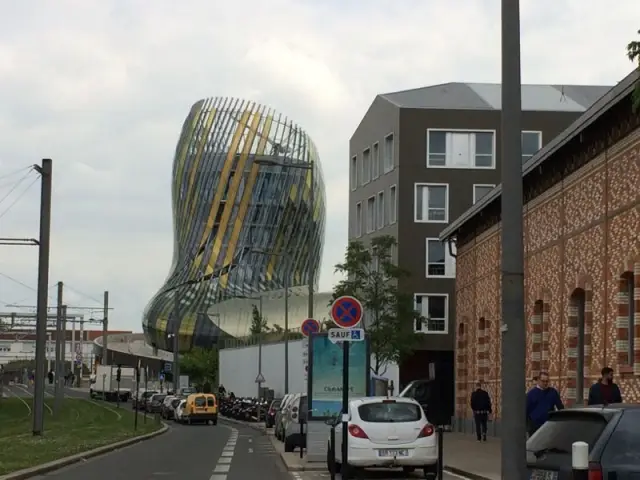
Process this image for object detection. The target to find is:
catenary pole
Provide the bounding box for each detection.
[54,281,64,414]
[500,0,527,478]
[33,158,53,436]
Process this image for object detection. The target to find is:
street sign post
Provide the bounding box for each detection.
[329,295,364,478]
[300,318,320,337]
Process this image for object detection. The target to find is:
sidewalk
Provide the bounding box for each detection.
[443,433,500,480]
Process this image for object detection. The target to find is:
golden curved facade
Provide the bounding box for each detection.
[142,97,326,352]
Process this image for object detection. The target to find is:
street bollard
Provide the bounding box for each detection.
[436,426,444,480]
[572,441,589,480]
[329,425,336,480]
[299,419,305,459]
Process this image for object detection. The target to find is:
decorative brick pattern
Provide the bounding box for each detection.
[454,127,640,419]
[456,322,468,416]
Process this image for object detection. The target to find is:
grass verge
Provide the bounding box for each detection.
[0,397,161,475]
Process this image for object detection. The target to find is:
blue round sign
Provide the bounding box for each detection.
[330,295,363,328]
[300,318,320,337]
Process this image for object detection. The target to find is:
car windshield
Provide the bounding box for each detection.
[194,397,206,407]
[527,413,609,455]
[358,401,422,423]
[271,400,282,409]
[154,395,166,402]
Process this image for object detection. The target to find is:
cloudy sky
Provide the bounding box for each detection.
[0,0,638,332]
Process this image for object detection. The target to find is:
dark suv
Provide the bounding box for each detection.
[527,404,640,479]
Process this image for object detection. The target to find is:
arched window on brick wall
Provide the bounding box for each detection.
[478,317,486,381]
[456,322,467,417]
[531,300,544,376]
[618,269,639,374]
[568,288,590,405]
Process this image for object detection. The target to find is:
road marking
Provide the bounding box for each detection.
[444,469,475,480]
[210,426,237,480]
[248,438,252,443]
[248,447,253,453]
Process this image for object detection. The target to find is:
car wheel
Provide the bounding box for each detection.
[284,437,295,453]
[403,467,416,473]
[326,443,336,474]
[423,463,438,479]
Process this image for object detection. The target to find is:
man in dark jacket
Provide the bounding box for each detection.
[526,371,564,436]
[470,381,492,441]
[588,367,622,405]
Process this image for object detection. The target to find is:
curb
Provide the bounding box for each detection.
[444,466,495,480]
[0,424,169,480]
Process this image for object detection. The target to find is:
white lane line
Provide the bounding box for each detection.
[444,470,475,480]
[248,447,253,453]
[210,426,237,480]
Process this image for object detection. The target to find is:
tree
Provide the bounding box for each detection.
[180,347,219,386]
[331,235,422,374]
[249,304,269,335]
[628,29,640,111]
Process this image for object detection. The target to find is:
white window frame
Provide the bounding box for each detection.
[389,184,397,224]
[522,130,542,163]
[355,202,362,238]
[414,293,449,334]
[473,183,495,204]
[350,155,358,191]
[376,190,385,229]
[426,128,496,169]
[366,195,376,233]
[425,238,456,278]
[371,142,380,180]
[383,133,394,173]
[414,183,449,224]
[362,147,371,184]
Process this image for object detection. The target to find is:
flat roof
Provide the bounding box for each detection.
[439,69,639,242]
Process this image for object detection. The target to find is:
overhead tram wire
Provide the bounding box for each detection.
[0,175,39,221]
[0,167,36,209]
[0,165,35,183]
[63,284,104,306]
[0,273,58,304]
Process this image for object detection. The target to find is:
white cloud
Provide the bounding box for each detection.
[0,0,638,331]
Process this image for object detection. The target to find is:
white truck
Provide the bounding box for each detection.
[90,365,138,402]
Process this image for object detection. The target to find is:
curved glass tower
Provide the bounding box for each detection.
[142,98,326,352]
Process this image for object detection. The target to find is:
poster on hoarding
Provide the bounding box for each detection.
[307,332,370,420]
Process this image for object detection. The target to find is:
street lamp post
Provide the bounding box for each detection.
[252,248,290,394]
[254,156,315,323]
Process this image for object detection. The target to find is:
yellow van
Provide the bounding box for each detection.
[183,393,218,425]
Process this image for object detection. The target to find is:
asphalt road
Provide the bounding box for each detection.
[4,384,292,480]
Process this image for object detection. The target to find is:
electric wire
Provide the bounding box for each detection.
[0,175,39,221]
[0,168,35,208]
[0,165,34,182]
[63,284,103,306]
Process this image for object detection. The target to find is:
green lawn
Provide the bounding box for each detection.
[0,397,162,475]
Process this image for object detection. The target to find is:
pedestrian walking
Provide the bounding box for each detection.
[526,371,564,437]
[470,381,492,441]
[588,367,622,406]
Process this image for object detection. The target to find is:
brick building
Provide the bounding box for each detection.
[439,69,640,432]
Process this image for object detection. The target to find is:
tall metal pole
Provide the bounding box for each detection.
[70,317,76,382]
[307,162,315,320]
[500,0,527,478]
[78,320,84,386]
[58,305,67,401]
[257,296,263,399]
[173,289,180,393]
[33,158,53,436]
[54,282,64,413]
[284,258,290,395]
[102,291,109,365]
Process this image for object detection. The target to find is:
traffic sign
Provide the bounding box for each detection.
[330,295,363,328]
[328,328,365,343]
[255,373,265,384]
[300,318,320,337]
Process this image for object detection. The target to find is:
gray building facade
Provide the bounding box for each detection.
[349,82,612,382]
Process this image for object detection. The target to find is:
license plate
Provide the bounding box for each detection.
[529,470,558,480]
[377,449,409,458]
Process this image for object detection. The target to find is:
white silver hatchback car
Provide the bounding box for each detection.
[327,397,438,477]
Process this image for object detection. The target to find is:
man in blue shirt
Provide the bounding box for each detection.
[526,371,564,436]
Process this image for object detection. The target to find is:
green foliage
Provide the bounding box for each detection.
[628,29,640,112]
[179,347,218,386]
[249,304,269,335]
[331,235,422,374]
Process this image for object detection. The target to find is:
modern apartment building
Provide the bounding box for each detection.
[349,82,612,384]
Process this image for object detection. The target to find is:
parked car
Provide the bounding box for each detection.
[283,394,307,453]
[133,390,158,411]
[266,398,282,428]
[161,395,178,419]
[327,397,438,478]
[275,393,296,440]
[526,404,640,479]
[174,399,187,422]
[148,394,167,414]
